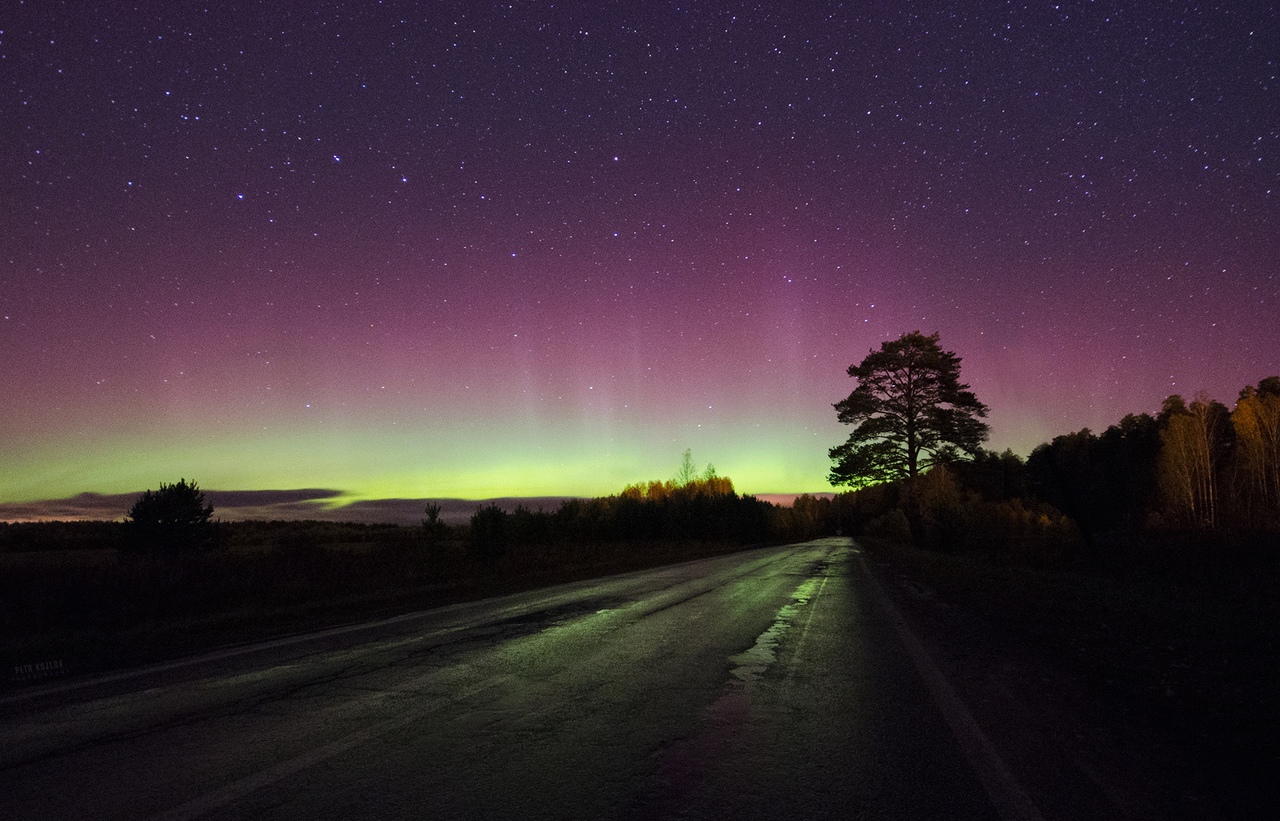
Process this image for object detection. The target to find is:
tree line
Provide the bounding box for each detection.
[462,465,775,563]
[1,454,795,559]
[825,331,1280,561]
[1029,378,1280,537]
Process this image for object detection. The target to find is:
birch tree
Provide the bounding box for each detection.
[1232,378,1280,528]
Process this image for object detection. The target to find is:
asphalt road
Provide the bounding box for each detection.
[0,539,1018,820]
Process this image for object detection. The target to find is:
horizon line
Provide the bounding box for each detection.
[1,489,837,526]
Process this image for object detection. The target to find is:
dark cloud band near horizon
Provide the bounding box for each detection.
[1,490,573,526]
[1,489,821,526]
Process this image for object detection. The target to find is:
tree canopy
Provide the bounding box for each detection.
[829,331,989,488]
[123,478,216,552]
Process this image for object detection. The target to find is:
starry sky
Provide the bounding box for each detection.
[3,1,1278,521]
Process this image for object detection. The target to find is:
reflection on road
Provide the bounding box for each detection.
[0,539,1002,820]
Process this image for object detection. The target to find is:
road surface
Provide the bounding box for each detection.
[1,539,1020,820]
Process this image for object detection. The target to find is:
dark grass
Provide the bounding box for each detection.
[2,531,764,688]
[861,533,1280,818]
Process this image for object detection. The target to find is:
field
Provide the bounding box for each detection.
[1,520,758,687]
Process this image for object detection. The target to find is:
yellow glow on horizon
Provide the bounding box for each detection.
[1,412,840,508]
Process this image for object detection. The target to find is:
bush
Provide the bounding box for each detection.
[864,509,912,542]
[468,505,508,563]
[917,466,969,551]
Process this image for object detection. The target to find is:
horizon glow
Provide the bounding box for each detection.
[3,3,1277,518]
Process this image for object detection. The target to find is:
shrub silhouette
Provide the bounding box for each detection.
[468,504,508,563]
[123,478,216,553]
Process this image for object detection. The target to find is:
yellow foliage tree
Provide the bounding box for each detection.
[1232,378,1280,527]
[1159,393,1228,529]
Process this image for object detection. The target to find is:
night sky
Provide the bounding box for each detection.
[3,2,1278,520]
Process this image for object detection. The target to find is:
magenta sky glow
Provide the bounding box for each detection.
[2,2,1277,521]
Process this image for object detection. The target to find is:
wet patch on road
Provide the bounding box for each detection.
[632,546,842,818]
[485,596,631,633]
[727,575,823,683]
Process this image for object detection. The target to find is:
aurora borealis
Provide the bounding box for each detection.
[3,2,1277,521]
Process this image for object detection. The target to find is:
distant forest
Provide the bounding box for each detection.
[809,376,1280,562]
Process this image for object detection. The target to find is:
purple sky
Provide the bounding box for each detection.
[3,2,1277,521]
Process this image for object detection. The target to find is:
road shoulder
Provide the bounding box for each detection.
[858,539,1201,821]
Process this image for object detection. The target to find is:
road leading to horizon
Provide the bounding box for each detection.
[1,539,1012,820]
